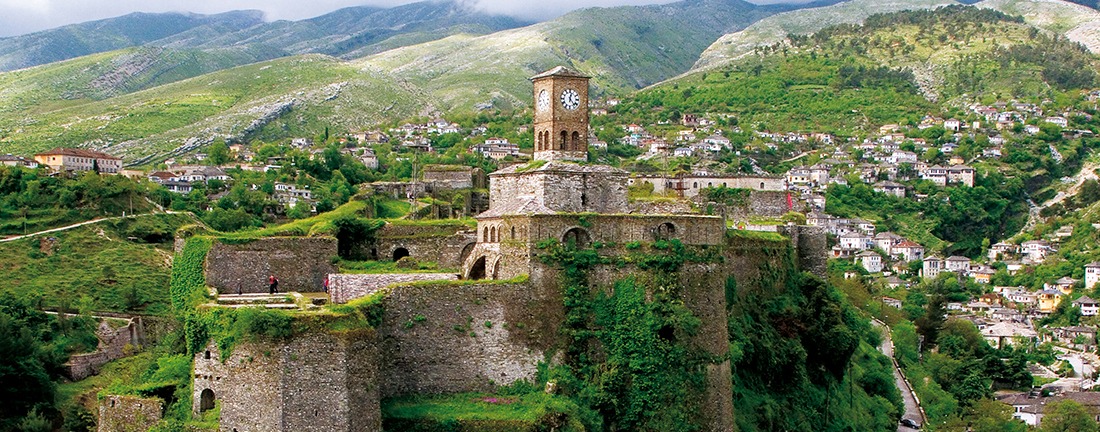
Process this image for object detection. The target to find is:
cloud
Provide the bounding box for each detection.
[0,0,790,38]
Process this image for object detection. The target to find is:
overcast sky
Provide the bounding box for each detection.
[0,0,800,37]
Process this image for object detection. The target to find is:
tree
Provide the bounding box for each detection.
[915,295,947,349]
[1040,399,1099,432]
[208,140,231,165]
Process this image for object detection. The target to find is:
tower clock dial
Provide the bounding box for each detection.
[537,90,550,111]
[560,89,580,110]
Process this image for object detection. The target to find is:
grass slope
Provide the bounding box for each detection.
[0,54,426,164]
[0,213,193,314]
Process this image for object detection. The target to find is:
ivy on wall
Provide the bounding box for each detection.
[537,240,715,431]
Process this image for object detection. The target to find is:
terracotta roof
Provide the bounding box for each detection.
[895,241,922,248]
[34,147,121,160]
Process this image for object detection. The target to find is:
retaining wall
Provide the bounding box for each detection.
[205,237,337,294]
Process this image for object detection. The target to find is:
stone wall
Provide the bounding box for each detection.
[701,190,805,219]
[65,318,144,381]
[98,395,162,432]
[378,281,562,397]
[193,329,380,432]
[328,273,458,304]
[466,214,726,281]
[370,223,476,269]
[205,237,337,294]
[422,165,477,189]
[631,174,787,197]
[779,225,828,278]
[489,163,629,214]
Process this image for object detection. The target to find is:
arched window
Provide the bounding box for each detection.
[560,131,568,150]
[693,182,698,188]
[760,182,765,189]
[571,131,581,151]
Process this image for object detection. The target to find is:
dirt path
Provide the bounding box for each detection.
[0,211,188,243]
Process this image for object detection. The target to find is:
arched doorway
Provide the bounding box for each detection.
[561,228,590,249]
[469,256,487,280]
[393,247,410,261]
[200,389,216,412]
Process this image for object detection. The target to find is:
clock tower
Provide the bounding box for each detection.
[531,66,590,162]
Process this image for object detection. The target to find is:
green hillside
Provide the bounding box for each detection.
[0,213,194,314]
[693,0,1100,73]
[694,0,959,71]
[358,0,774,112]
[627,5,1098,136]
[0,54,426,163]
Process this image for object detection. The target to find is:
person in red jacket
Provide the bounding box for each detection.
[268,275,278,294]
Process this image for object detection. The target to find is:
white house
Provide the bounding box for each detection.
[1045,116,1069,128]
[839,232,872,251]
[894,241,925,262]
[923,256,943,280]
[1021,240,1053,263]
[1085,262,1100,290]
[856,251,883,273]
[1074,296,1099,317]
[874,232,904,254]
[945,256,971,273]
[944,118,962,132]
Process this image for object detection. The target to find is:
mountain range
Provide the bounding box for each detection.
[0,0,1098,164]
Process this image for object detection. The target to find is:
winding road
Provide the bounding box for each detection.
[872,319,926,431]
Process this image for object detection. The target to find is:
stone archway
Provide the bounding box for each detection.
[200,389,216,412]
[655,222,677,240]
[561,227,590,249]
[393,247,410,261]
[469,256,488,280]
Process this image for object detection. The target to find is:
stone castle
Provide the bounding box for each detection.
[187,67,827,432]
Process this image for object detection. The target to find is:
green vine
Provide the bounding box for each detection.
[537,241,712,431]
[170,236,213,315]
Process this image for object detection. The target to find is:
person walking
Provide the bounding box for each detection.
[269,275,278,294]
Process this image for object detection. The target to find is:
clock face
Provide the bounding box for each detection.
[537,90,550,111]
[560,89,580,110]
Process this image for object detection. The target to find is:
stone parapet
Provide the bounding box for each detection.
[329,273,458,304]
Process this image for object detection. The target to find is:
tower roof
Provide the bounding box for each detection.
[531,66,589,80]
